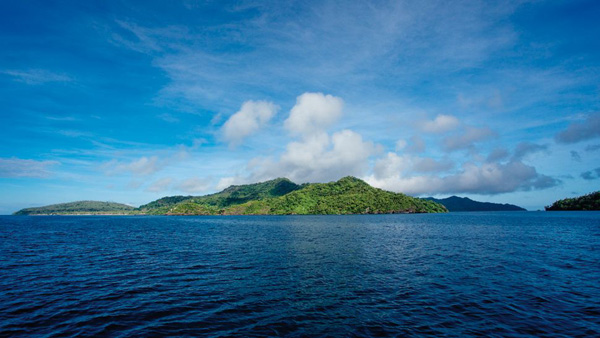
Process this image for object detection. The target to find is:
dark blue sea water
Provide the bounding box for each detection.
[1,212,599,337]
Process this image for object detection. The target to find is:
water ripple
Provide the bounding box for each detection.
[1,213,599,337]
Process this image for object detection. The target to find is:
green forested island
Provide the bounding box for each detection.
[13,201,135,215]
[14,177,447,215]
[425,196,526,212]
[545,191,600,211]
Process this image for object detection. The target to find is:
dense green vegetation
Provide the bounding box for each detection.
[14,201,135,215]
[139,177,303,214]
[148,176,446,215]
[14,177,448,216]
[545,191,600,211]
[425,196,526,212]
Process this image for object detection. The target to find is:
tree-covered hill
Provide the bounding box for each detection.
[14,177,447,216]
[14,201,135,215]
[161,176,447,215]
[425,196,526,212]
[545,191,600,211]
[139,177,303,214]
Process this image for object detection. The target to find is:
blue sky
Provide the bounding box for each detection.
[1,0,599,213]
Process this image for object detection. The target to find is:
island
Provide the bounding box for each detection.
[424,196,526,212]
[14,176,447,215]
[545,191,600,211]
[13,201,135,215]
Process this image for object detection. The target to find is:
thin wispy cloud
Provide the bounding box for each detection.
[0,158,59,178]
[1,69,72,85]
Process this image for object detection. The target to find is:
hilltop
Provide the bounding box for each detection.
[545,191,600,211]
[425,196,526,212]
[14,177,447,215]
[139,177,303,214]
[156,176,446,215]
[13,201,135,215]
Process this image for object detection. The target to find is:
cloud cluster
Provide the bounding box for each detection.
[0,157,59,178]
[213,92,559,196]
[222,100,279,147]
[218,93,378,187]
[253,129,379,183]
[368,158,559,196]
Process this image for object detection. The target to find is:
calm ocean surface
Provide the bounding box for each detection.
[1,212,599,337]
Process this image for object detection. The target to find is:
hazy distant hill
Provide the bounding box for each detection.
[545,191,600,211]
[425,196,526,212]
[14,201,135,215]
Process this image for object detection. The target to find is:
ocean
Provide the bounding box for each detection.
[1,212,599,337]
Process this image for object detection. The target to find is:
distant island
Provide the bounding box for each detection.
[14,201,135,215]
[425,196,526,212]
[14,177,447,215]
[545,191,600,211]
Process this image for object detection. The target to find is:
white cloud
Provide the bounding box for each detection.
[216,176,241,191]
[222,129,379,185]
[222,100,279,146]
[373,152,452,179]
[419,114,460,133]
[284,92,344,137]
[0,157,59,178]
[373,153,410,180]
[367,160,559,195]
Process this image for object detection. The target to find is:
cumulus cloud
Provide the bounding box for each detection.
[443,126,496,151]
[419,114,460,133]
[0,157,59,178]
[367,160,559,195]
[221,129,379,186]
[284,93,344,136]
[146,177,173,192]
[555,112,600,144]
[512,142,548,160]
[222,100,279,146]
[570,151,581,162]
